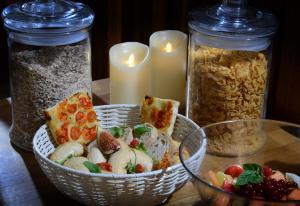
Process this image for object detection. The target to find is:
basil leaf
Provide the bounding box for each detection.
[136,142,148,154]
[109,126,125,138]
[242,163,262,172]
[236,163,263,186]
[134,124,151,137]
[236,170,263,186]
[83,161,101,173]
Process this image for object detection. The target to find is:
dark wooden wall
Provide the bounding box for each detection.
[0,0,300,125]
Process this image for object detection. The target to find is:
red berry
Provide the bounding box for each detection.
[263,166,272,177]
[97,162,112,172]
[130,139,139,148]
[222,180,234,192]
[224,164,244,178]
[135,164,144,173]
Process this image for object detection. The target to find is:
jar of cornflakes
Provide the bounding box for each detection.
[187,0,277,126]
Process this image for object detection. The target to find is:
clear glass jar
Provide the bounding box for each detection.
[187,0,277,126]
[2,0,94,150]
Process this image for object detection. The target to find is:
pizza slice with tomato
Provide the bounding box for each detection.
[140,96,180,136]
[44,91,99,145]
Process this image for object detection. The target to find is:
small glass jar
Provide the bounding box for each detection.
[2,0,94,150]
[187,0,277,126]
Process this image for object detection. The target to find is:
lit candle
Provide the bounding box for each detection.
[150,30,187,106]
[109,42,151,104]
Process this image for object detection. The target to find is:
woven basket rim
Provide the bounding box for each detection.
[33,104,202,178]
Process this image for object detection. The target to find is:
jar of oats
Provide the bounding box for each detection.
[187,0,277,126]
[2,0,94,150]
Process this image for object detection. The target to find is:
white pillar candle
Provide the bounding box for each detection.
[150,30,187,105]
[109,42,151,104]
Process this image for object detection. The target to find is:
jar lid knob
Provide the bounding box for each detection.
[188,0,277,38]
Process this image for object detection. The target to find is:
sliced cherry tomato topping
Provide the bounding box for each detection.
[97,162,112,172]
[87,111,97,122]
[67,104,77,113]
[82,126,97,141]
[135,164,144,173]
[59,112,68,121]
[61,122,69,130]
[224,164,244,178]
[129,139,139,148]
[58,100,68,109]
[89,126,97,140]
[82,127,90,140]
[70,126,81,140]
[79,97,92,108]
[75,111,86,125]
[56,127,68,143]
[75,111,84,121]
[151,102,173,129]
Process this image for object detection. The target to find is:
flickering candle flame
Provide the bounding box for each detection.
[127,54,135,67]
[164,42,172,52]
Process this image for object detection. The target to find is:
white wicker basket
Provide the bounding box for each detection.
[33,105,205,206]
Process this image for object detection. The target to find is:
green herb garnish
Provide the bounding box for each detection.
[126,160,136,174]
[83,161,101,173]
[134,124,151,137]
[236,163,263,186]
[109,126,125,138]
[136,142,148,154]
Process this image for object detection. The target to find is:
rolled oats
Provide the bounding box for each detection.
[9,40,92,150]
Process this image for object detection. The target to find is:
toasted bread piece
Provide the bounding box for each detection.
[44,91,99,145]
[141,96,179,136]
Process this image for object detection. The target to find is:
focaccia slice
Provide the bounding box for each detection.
[141,96,179,136]
[44,91,99,145]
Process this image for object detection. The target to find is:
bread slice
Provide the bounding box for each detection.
[140,96,179,136]
[44,91,99,145]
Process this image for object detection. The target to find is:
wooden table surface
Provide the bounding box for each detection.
[0,79,200,206]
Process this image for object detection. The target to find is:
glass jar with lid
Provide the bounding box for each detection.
[2,0,94,150]
[187,0,277,126]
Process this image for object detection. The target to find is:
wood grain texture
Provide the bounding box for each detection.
[0,0,299,125]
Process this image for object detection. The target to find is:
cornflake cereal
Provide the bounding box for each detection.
[188,46,268,126]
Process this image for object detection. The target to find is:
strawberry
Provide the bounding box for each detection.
[224,164,244,178]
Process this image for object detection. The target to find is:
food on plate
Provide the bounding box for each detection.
[206,163,300,201]
[141,96,180,136]
[50,142,83,164]
[48,95,189,174]
[44,91,99,145]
